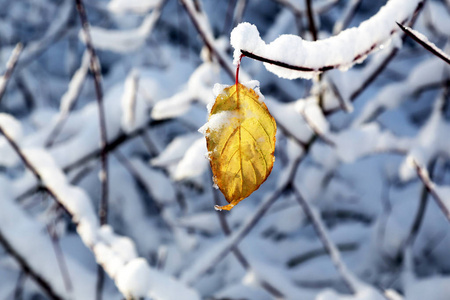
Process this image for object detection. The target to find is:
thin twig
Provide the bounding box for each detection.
[46,223,74,293]
[411,158,450,223]
[13,272,25,300]
[292,186,358,293]
[74,0,109,225]
[305,0,318,41]
[233,0,248,27]
[273,0,304,35]
[403,159,437,250]
[45,50,90,148]
[333,0,362,34]
[63,119,165,173]
[74,1,108,299]
[222,0,238,35]
[397,22,450,64]
[0,230,64,300]
[0,43,23,104]
[185,138,313,285]
[179,0,235,80]
[16,119,167,202]
[211,178,284,299]
[299,107,335,147]
[327,76,352,113]
[16,1,74,71]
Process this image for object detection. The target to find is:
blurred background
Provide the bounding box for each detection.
[0,0,449,299]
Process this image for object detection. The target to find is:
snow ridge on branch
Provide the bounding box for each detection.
[231,0,423,79]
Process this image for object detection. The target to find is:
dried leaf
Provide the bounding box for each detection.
[203,83,276,210]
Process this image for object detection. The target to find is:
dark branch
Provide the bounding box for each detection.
[0,231,64,300]
[241,50,336,72]
[396,22,450,65]
[74,1,109,298]
[179,0,235,80]
[305,0,318,41]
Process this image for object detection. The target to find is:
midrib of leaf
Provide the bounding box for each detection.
[237,83,244,194]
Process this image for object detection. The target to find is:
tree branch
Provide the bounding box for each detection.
[0,43,23,105]
[0,231,64,300]
[411,158,450,223]
[397,22,450,65]
[292,186,358,293]
[179,0,235,80]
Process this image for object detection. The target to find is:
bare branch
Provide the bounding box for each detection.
[211,178,285,299]
[411,158,450,223]
[0,231,64,300]
[333,0,362,34]
[46,222,73,293]
[74,1,109,298]
[74,0,109,225]
[299,107,335,147]
[222,0,238,35]
[184,142,308,285]
[305,0,318,41]
[45,51,90,148]
[179,0,235,80]
[292,186,358,293]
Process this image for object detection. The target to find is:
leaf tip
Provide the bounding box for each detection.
[214,203,235,211]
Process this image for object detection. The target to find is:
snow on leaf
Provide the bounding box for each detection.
[200,83,276,210]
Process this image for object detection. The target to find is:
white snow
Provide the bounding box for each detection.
[2,1,450,299]
[121,69,144,133]
[82,10,162,53]
[129,158,176,204]
[108,0,161,14]
[16,148,199,300]
[59,51,90,115]
[152,63,219,120]
[199,110,238,137]
[151,133,200,167]
[174,138,208,180]
[0,113,22,141]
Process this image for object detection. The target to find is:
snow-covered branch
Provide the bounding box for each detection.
[231,0,424,79]
[0,122,200,300]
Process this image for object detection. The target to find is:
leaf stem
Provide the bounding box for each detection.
[235,53,244,85]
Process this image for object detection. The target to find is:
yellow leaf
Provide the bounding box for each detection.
[204,83,276,211]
